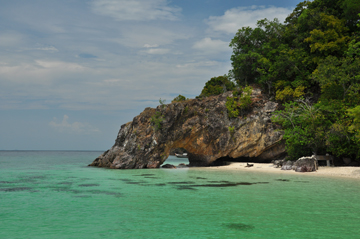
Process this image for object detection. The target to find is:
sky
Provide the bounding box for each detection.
[0,0,301,150]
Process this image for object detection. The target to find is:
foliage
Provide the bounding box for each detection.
[273,99,360,159]
[172,95,187,103]
[150,111,164,131]
[228,126,235,133]
[159,98,166,108]
[312,38,360,100]
[225,0,360,160]
[273,100,328,159]
[348,105,360,139]
[226,86,253,118]
[198,75,235,98]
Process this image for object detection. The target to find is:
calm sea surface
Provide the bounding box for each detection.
[0,150,359,239]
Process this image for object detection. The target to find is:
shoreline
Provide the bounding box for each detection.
[202,162,360,180]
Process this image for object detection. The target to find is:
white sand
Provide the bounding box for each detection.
[206,162,360,180]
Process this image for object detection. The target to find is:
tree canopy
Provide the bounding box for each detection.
[226,0,360,160]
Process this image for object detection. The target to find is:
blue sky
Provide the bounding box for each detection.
[0,0,300,150]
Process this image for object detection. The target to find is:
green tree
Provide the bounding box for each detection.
[229,18,286,87]
[198,75,235,98]
[312,38,360,100]
[348,105,360,139]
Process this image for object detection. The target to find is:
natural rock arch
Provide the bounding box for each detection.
[89,90,285,169]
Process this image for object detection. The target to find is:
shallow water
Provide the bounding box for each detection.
[0,151,359,238]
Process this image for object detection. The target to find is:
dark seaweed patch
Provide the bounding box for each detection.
[176,186,198,191]
[58,182,73,185]
[0,187,33,192]
[118,179,132,182]
[86,190,122,197]
[144,177,160,179]
[124,181,143,185]
[167,181,195,185]
[154,183,167,187]
[78,184,100,187]
[275,179,290,182]
[0,181,12,184]
[196,177,207,180]
[26,175,47,180]
[53,188,82,194]
[224,223,255,231]
[256,182,270,184]
[134,174,155,176]
[191,182,255,188]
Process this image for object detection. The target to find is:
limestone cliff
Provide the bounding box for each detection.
[89,88,285,169]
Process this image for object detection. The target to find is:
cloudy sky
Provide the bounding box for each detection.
[0,0,299,150]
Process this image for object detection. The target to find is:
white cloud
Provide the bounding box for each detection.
[206,6,292,34]
[91,0,181,21]
[143,44,159,48]
[193,38,230,54]
[49,115,100,134]
[35,60,85,71]
[144,48,170,54]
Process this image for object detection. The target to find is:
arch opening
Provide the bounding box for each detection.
[161,148,190,168]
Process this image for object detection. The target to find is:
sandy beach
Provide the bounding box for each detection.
[207,162,360,180]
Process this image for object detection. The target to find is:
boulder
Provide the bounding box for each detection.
[177,163,189,168]
[89,88,285,169]
[294,156,316,172]
[281,160,294,170]
[161,164,176,168]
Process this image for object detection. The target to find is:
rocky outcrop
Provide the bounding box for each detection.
[90,88,285,169]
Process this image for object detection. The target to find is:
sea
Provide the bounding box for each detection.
[0,150,359,239]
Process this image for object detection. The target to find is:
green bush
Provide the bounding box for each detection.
[198,75,235,98]
[150,111,164,131]
[172,95,187,102]
[226,86,253,118]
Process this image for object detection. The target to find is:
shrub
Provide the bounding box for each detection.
[198,75,235,98]
[226,86,253,118]
[150,111,164,131]
[172,95,187,102]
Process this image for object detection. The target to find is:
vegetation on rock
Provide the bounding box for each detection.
[172,95,188,102]
[225,86,253,118]
[198,75,235,98]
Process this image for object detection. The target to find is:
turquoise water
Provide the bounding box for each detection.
[0,151,359,239]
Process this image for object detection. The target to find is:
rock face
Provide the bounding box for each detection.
[89,88,285,169]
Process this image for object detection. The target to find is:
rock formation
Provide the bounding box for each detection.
[294,156,317,172]
[89,88,285,169]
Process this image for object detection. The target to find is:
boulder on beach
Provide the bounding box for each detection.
[294,156,316,172]
[281,160,294,170]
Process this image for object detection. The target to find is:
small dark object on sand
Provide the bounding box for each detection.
[245,163,254,167]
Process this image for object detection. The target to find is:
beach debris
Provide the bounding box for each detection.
[245,163,254,167]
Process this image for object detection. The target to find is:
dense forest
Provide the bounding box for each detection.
[196,0,360,161]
